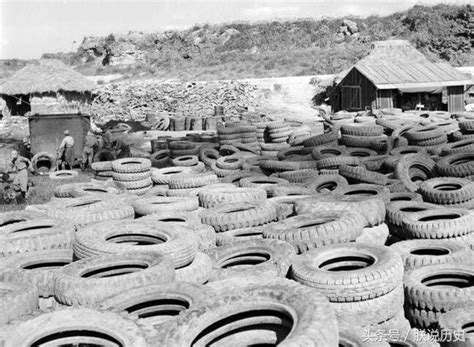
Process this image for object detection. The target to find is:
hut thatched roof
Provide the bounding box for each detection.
[0,59,95,95]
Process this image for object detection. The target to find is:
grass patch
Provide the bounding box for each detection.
[1,171,92,212]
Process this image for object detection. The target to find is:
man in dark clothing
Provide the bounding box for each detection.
[82,130,98,171]
[8,150,31,202]
[111,138,131,159]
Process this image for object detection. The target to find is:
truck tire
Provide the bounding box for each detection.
[1,307,147,347]
[0,249,73,297]
[263,211,365,253]
[206,239,296,281]
[0,219,74,256]
[390,239,472,271]
[73,219,198,268]
[112,158,151,173]
[153,279,338,346]
[200,201,279,232]
[404,264,474,329]
[290,243,403,302]
[54,252,175,306]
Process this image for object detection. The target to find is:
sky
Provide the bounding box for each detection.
[0,0,471,59]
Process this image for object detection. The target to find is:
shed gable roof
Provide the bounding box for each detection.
[355,62,472,89]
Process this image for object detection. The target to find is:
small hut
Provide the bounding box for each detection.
[0,59,95,117]
[327,40,472,113]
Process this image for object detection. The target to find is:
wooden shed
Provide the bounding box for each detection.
[28,113,90,159]
[330,41,472,113]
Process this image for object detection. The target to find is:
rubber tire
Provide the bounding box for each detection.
[0,210,46,228]
[389,192,423,202]
[0,249,73,297]
[0,219,75,256]
[404,264,474,329]
[239,176,290,197]
[112,158,151,173]
[49,170,78,180]
[216,155,244,170]
[402,207,474,239]
[215,224,272,246]
[73,220,198,268]
[198,187,267,209]
[151,166,193,184]
[276,169,319,183]
[99,282,207,332]
[339,164,388,185]
[200,201,279,232]
[435,152,474,178]
[1,307,147,346]
[173,252,213,284]
[390,239,472,271]
[304,174,349,194]
[262,211,366,253]
[113,177,152,190]
[291,243,403,302]
[336,183,390,204]
[112,171,151,182]
[206,239,296,282]
[31,152,55,175]
[317,156,360,169]
[171,155,199,167]
[54,252,175,306]
[44,197,134,226]
[419,177,474,205]
[220,171,265,186]
[333,285,404,328]
[199,147,220,166]
[302,132,338,147]
[394,154,436,192]
[167,172,219,189]
[131,196,199,215]
[295,193,386,227]
[155,278,338,346]
[62,182,121,198]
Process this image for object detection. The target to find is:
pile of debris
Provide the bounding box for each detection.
[87,80,260,124]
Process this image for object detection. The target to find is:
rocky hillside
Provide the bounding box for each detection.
[13,4,474,81]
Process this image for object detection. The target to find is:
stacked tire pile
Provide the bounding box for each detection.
[217,123,259,152]
[0,112,473,346]
[454,120,474,141]
[112,158,153,195]
[340,123,386,148]
[266,122,292,143]
[91,160,113,180]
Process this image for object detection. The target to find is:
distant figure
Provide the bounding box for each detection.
[58,130,75,170]
[8,150,31,202]
[111,138,131,159]
[102,129,113,150]
[82,130,98,171]
[20,137,31,159]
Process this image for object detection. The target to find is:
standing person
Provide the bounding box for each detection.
[20,137,31,159]
[8,150,31,202]
[58,130,75,170]
[82,130,98,171]
[111,138,131,159]
[102,128,113,150]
